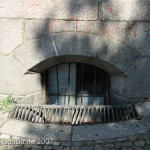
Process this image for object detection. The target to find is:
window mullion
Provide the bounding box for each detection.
[67,63,70,105]
[56,66,59,105]
[81,64,84,105]
[93,67,96,105]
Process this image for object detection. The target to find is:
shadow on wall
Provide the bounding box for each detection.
[22,0,149,140]
[23,0,143,106]
[31,17,140,75]
[22,0,149,75]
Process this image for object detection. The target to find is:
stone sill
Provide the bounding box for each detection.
[0,118,148,142]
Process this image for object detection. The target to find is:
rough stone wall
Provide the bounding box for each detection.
[0,0,150,104]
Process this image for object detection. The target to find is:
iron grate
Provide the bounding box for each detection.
[8,104,140,125]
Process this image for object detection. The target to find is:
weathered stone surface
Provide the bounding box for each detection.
[0,19,23,54]
[0,119,71,141]
[115,142,122,148]
[53,141,61,146]
[94,145,102,150]
[61,141,71,146]
[111,75,126,96]
[96,38,140,73]
[126,59,150,98]
[25,19,75,39]
[137,102,150,119]
[128,22,150,56]
[103,21,126,43]
[0,0,98,20]
[43,145,53,150]
[53,33,139,72]
[25,19,49,39]
[14,35,56,70]
[6,145,15,150]
[72,141,84,146]
[145,145,150,150]
[72,120,148,141]
[53,33,103,57]
[24,91,44,105]
[101,0,150,21]
[23,145,32,149]
[0,112,8,127]
[0,55,42,96]
[32,146,42,150]
[95,140,104,144]
[63,146,70,150]
[13,145,23,148]
[122,142,132,147]
[15,33,139,74]
[71,146,80,150]
[116,137,127,142]
[128,135,137,141]
[30,54,122,75]
[52,146,63,150]
[82,145,94,150]
[0,95,25,105]
[76,21,102,35]
[146,139,150,144]
[134,140,145,147]
[104,143,114,148]
[0,1,22,18]
[0,134,10,139]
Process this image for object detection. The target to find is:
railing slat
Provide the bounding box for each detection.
[8,104,140,125]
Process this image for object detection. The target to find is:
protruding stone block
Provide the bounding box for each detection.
[0,19,23,54]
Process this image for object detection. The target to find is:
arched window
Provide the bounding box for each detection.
[9,63,139,124]
[47,63,110,105]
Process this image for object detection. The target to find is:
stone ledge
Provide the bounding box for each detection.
[0,118,148,142]
[0,119,71,141]
[72,120,148,141]
[0,121,150,149]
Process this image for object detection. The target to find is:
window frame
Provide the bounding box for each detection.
[45,62,111,105]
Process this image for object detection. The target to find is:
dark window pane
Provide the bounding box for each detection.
[48,67,57,94]
[76,64,105,95]
[48,63,109,105]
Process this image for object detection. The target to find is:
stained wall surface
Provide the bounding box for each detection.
[0,0,150,104]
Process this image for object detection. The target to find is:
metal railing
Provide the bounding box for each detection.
[8,104,140,125]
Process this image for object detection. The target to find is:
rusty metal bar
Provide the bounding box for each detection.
[9,104,140,125]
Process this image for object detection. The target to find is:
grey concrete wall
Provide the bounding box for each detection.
[0,0,150,104]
